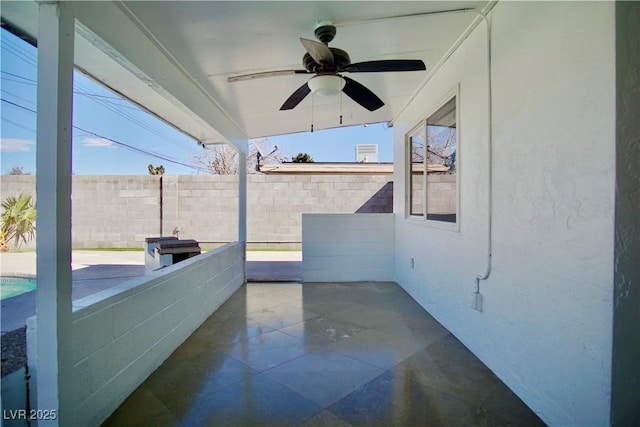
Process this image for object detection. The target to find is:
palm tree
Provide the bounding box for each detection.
[148,164,165,175]
[1,193,36,250]
[0,229,8,252]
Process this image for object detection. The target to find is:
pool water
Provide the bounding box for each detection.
[0,276,36,300]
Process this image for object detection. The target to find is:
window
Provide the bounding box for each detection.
[426,97,457,223]
[407,124,425,217]
[406,95,458,225]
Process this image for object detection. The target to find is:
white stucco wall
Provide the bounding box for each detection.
[302,213,395,282]
[393,2,615,425]
[27,242,245,426]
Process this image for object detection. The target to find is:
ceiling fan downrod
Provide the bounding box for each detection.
[314,21,336,44]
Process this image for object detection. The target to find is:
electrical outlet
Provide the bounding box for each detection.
[410,257,415,269]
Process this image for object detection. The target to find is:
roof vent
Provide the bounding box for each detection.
[356,144,378,163]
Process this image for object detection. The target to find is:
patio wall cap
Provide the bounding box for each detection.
[260,162,449,174]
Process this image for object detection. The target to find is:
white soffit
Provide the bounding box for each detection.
[74,23,230,147]
[1,1,488,143]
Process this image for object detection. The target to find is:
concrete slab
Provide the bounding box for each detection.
[0,250,301,276]
[0,250,144,277]
[1,250,302,332]
[246,251,301,262]
[246,250,302,282]
[1,252,147,333]
[246,261,302,282]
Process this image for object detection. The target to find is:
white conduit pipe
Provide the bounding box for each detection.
[474,10,493,298]
[384,5,496,306]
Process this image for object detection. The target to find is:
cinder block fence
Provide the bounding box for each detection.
[1,174,394,249]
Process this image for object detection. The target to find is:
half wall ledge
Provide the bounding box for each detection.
[26,241,245,426]
[302,213,395,282]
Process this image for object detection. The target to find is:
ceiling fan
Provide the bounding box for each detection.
[227,21,427,112]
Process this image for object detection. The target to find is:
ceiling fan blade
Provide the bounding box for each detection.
[341,76,384,112]
[280,82,311,110]
[228,69,310,82]
[345,59,426,73]
[300,38,334,67]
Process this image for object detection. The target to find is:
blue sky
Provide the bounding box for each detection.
[1,28,393,176]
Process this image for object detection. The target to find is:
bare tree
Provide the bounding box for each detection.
[426,124,456,171]
[193,139,287,175]
[7,166,32,175]
[193,144,241,175]
[410,128,425,163]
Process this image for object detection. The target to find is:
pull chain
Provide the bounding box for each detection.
[311,93,314,133]
[339,91,343,125]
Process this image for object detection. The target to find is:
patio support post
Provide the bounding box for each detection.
[35,2,75,425]
[611,1,640,423]
[238,148,247,280]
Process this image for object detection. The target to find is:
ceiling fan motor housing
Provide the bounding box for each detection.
[302,48,351,72]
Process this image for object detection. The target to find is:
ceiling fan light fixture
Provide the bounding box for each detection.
[308,75,345,96]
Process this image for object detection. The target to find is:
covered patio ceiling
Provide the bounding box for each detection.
[1,1,490,147]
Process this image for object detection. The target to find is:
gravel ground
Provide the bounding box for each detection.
[1,327,26,377]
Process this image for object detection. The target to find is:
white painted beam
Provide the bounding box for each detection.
[35,2,75,425]
[68,1,248,152]
[238,149,247,242]
[237,146,248,281]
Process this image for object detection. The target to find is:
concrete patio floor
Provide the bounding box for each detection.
[103,281,545,427]
[1,250,302,379]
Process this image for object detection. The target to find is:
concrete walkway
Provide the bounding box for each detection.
[0,250,145,277]
[1,251,147,333]
[0,249,302,276]
[1,250,302,332]
[246,250,302,282]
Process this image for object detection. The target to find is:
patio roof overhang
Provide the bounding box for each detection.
[0,2,492,423]
[1,0,491,150]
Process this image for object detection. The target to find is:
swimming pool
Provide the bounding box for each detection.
[0,276,36,300]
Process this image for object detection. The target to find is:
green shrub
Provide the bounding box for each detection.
[1,193,36,250]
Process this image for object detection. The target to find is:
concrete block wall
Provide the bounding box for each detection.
[26,242,244,426]
[302,213,395,282]
[72,176,162,248]
[0,174,35,195]
[162,175,239,244]
[408,173,456,216]
[1,174,393,249]
[427,174,456,215]
[249,175,393,247]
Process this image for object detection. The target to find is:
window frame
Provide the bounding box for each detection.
[405,86,460,232]
[405,121,426,219]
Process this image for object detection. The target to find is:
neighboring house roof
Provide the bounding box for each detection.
[259,162,449,174]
